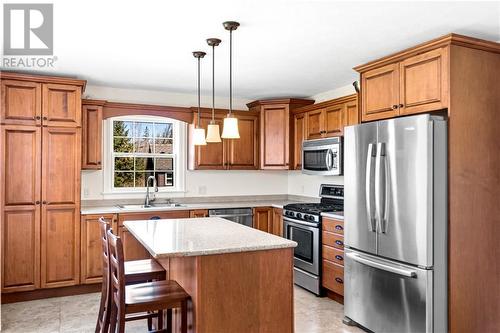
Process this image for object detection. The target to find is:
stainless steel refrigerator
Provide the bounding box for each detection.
[344,114,447,333]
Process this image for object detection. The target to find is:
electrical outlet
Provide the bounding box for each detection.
[198,185,207,195]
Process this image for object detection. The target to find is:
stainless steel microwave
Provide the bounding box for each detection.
[302,137,342,175]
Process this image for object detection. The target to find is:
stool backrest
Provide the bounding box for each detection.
[99,217,110,276]
[107,229,126,309]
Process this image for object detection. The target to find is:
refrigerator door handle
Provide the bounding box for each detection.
[365,143,377,232]
[346,252,417,278]
[375,142,388,233]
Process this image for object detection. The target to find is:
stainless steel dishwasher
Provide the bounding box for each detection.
[208,208,253,227]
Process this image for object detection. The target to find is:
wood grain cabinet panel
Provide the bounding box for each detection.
[306,109,324,139]
[1,207,41,292]
[42,84,81,127]
[192,115,226,170]
[361,63,400,121]
[81,102,103,169]
[1,80,41,126]
[253,207,273,233]
[322,260,344,296]
[41,206,80,288]
[227,115,259,169]
[343,99,359,128]
[324,104,344,136]
[189,210,209,218]
[292,113,306,170]
[272,208,283,237]
[399,47,449,115]
[260,105,289,169]
[80,214,115,284]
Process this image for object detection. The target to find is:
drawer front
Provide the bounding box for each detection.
[323,245,344,266]
[322,260,344,296]
[322,218,344,235]
[323,231,344,249]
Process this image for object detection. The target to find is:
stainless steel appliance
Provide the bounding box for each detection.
[208,208,253,227]
[344,114,447,333]
[302,137,342,175]
[283,184,344,295]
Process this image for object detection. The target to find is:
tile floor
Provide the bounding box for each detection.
[1,286,364,333]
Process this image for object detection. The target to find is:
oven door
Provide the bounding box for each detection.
[302,144,341,175]
[284,217,320,275]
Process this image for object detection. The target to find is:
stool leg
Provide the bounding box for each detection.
[166,309,172,333]
[181,300,188,333]
[147,316,153,331]
[158,309,164,330]
[109,302,118,333]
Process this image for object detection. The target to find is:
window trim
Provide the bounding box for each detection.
[103,115,186,195]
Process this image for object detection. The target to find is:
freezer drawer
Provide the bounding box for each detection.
[344,249,432,333]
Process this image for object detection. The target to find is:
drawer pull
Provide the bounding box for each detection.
[335,240,343,246]
[335,277,343,284]
[335,255,343,261]
[335,225,343,231]
[149,216,161,220]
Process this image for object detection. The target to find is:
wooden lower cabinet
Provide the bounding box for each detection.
[272,208,283,237]
[253,207,284,237]
[322,217,344,299]
[80,214,115,284]
[189,209,209,218]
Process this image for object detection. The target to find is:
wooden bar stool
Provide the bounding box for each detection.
[96,218,166,333]
[107,230,190,333]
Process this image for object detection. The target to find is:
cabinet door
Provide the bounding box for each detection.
[260,105,289,169]
[80,214,114,284]
[82,104,102,169]
[193,115,226,169]
[293,113,307,170]
[189,209,209,218]
[253,207,273,233]
[272,208,283,237]
[343,99,359,128]
[324,104,344,137]
[42,84,81,127]
[399,47,449,115]
[1,126,41,292]
[361,63,399,121]
[228,115,259,169]
[1,80,42,126]
[41,206,80,288]
[306,109,324,139]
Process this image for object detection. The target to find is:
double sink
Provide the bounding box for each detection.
[116,203,185,210]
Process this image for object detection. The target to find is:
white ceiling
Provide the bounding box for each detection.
[3,0,499,100]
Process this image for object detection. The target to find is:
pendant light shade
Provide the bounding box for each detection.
[206,38,222,143]
[192,51,207,146]
[221,21,240,139]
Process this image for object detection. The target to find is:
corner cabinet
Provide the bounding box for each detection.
[1,73,85,293]
[247,99,314,170]
[82,99,105,170]
[358,47,449,122]
[188,108,259,170]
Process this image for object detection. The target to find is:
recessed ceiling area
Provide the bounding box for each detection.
[13,0,500,99]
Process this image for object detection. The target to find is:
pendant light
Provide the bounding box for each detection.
[205,38,222,143]
[192,51,207,146]
[221,21,240,139]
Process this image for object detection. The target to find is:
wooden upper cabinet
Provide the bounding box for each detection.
[42,83,81,127]
[357,46,450,121]
[399,47,449,115]
[293,113,307,170]
[227,114,259,169]
[324,104,344,136]
[361,63,400,121]
[192,114,226,170]
[82,100,104,169]
[1,80,42,126]
[306,109,324,140]
[344,99,359,127]
[80,214,114,284]
[1,125,42,293]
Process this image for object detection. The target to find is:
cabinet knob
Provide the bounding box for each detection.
[399,104,404,108]
[43,117,47,120]
[392,105,398,110]
[42,201,47,204]
[35,116,41,120]
[35,201,40,204]
[335,277,344,284]
[97,161,101,165]
[335,240,343,246]
[335,225,343,231]
[335,255,343,261]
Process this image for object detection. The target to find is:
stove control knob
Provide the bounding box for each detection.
[308,215,314,221]
[303,214,310,221]
[296,213,302,219]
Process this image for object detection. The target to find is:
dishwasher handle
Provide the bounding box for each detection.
[210,213,253,218]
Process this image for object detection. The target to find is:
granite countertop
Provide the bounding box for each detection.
[321,211,344,220]
[80,199,309,215]
[123,217,297,258]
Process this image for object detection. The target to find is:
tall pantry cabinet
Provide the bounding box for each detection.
[1,73,85,292]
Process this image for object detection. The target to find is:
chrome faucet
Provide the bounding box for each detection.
[144,175,158,207]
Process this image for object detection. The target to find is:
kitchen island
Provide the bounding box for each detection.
[124,217,297,333]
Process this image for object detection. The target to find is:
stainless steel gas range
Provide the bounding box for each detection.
[283,184,344,295]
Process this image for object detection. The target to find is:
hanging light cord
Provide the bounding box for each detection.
[212,44,215,122]
[197,56,201,127]
[229,29,233,116]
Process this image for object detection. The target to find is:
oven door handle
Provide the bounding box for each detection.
[283,216,319,229]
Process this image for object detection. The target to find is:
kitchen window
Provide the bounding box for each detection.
[105,116,185,193]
